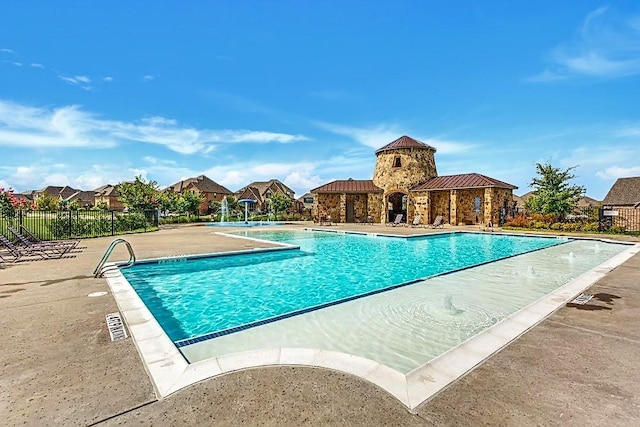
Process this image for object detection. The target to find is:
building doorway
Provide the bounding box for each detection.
[387,192,407,223]
[346,201,355,223]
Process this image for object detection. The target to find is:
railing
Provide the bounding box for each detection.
[93,238,136,278]
[0,209,159,241]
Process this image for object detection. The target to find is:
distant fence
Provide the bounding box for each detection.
[0,210,159,240]
[508,206,640,233]
[599,206,640,232]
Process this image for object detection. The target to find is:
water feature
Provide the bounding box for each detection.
[220,197,229,222]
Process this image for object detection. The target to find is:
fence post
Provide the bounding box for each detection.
[111,211,115,236]
[19,209,24,230]
[68,210,72,239]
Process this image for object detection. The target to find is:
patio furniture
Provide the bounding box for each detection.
[7,227,75,255]
[428,215,444,229]
[386,214,404,227]
[19,225,80,249]
[410,215,422,228]
[0,235,56,262]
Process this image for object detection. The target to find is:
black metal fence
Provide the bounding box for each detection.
[507,206,640,233]
[0,210,159,241]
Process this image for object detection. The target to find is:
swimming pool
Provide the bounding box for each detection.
[122,231,566,343]
[106,229,637,408]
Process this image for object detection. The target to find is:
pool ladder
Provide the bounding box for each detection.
[93,238,136,278]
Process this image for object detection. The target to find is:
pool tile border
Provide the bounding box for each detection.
[103,232,640,410]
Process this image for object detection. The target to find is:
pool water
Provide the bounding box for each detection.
[123,231,568,343]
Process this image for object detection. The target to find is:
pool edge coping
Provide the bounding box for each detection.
[102,234,640,410]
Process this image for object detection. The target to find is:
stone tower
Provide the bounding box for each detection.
[372,135,438,192]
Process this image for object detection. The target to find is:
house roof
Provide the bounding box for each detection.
[236,186,263,204]
[603,176,640,206]
[375,135,437,155]
[167,175,232,195]
[65,190,95,202]
[311,179,383,194]
[411,173,517,191]
[297,192,313,201]
[94,184,120,197]
[236,179,295,199]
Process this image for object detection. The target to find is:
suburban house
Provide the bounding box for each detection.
[235,179,296,213]
[32,185,94,208]
[166,175,232,214]
[311,135,518,226]
[297,193,314,212]
[602,176,640,231]
[94,184,124,211]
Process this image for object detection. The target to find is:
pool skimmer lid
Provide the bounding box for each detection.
[106,312,128,341]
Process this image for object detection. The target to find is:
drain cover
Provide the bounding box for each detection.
[88,291,108,298]
[570,293,593,305]
[106,312,128,341]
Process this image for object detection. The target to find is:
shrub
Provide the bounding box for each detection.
[550,222,563,230]
[609,225,627,234]
[504,214,529,228]
[561,222,581,232]
[581,222,600,233]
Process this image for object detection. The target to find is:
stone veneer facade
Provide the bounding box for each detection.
[312,136,516,226]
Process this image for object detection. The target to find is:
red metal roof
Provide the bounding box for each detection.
[311,179,383,194]
[375,135,436,154]
[411,173,517,191]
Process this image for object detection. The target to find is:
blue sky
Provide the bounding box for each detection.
[1,1,639,199]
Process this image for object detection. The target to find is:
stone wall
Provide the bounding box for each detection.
[345,194,368,222]
[411,192,430,225]
[312,193,341,222]
[483,188,514,225]
[368,193,384,223]
[429,190,451,224]
[372,148,437,192]
[454,188,485,225]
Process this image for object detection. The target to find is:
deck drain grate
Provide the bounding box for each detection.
[570,293,594,305]
[106,312,128,341]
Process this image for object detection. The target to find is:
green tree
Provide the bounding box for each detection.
[525,163,585,219]
[117,176,160,211]
[94,201,109,211]
[36,192,60,211]
[0,188,16,218]
[267,193,293,220]
[176,190,204,216]
[156,190,179,214]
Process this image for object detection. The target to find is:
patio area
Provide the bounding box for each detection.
[1,223,639,425]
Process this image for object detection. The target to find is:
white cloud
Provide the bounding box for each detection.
[284,170,324,194]
[1,48,14,54]
[596,166,640,179]
[531,6,640,81]
[103,76,113,82]
[0,99,308,154]
[75,75,91,83]
[559,146,635,169]
[0,179,12,190]
[30,63,44,68]
[142,75,156,81]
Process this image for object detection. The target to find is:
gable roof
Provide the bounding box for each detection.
[311,179,383,194]
[236,186,263,204]
[64,190,95,203]
[603,176,640,206]
[375,135,437,155]
[167,175,232,195]
[237,179,295,199]
[94,184,120,197]
[411,173,517,191]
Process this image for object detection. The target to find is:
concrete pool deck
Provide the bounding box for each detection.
[1,222,639,425]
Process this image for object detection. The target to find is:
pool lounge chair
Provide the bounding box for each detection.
[7,226,75,255]
[410,215,422,228]
[386,213,404,227]
[19,225,80,249]
[428,215,444,229]
[0,235,56,262]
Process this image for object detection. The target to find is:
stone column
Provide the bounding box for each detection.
[339,193,346,223]
[484,188,493,225]
[449,190,457,225]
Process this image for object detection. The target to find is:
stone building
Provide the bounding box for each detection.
[167,175,232,214]
[311,135,517,226]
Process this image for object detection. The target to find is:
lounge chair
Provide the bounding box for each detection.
[428,215,444,229]
[386,214,404,227]
[19,225,80,249]
[321,215,333,226]
[479,221,495,232]
[410,215,422,228]
[7,226,75,255]
[0,235,56,262]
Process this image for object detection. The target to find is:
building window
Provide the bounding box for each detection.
[393,156,402,168]
[304,197,313,203]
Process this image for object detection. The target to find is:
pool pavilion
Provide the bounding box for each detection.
[311,135,517,226]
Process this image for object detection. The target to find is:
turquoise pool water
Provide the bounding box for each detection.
[123,231,566,343]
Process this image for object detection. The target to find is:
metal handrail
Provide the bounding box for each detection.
[93,238,136,278]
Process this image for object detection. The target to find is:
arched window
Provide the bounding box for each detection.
[393,156,402,168]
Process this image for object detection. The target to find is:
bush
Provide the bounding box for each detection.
[581,222,600,233]
[550,222,563,230]
[609,225,627,234]
[504,214,529,228]
[561,222,581,232]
